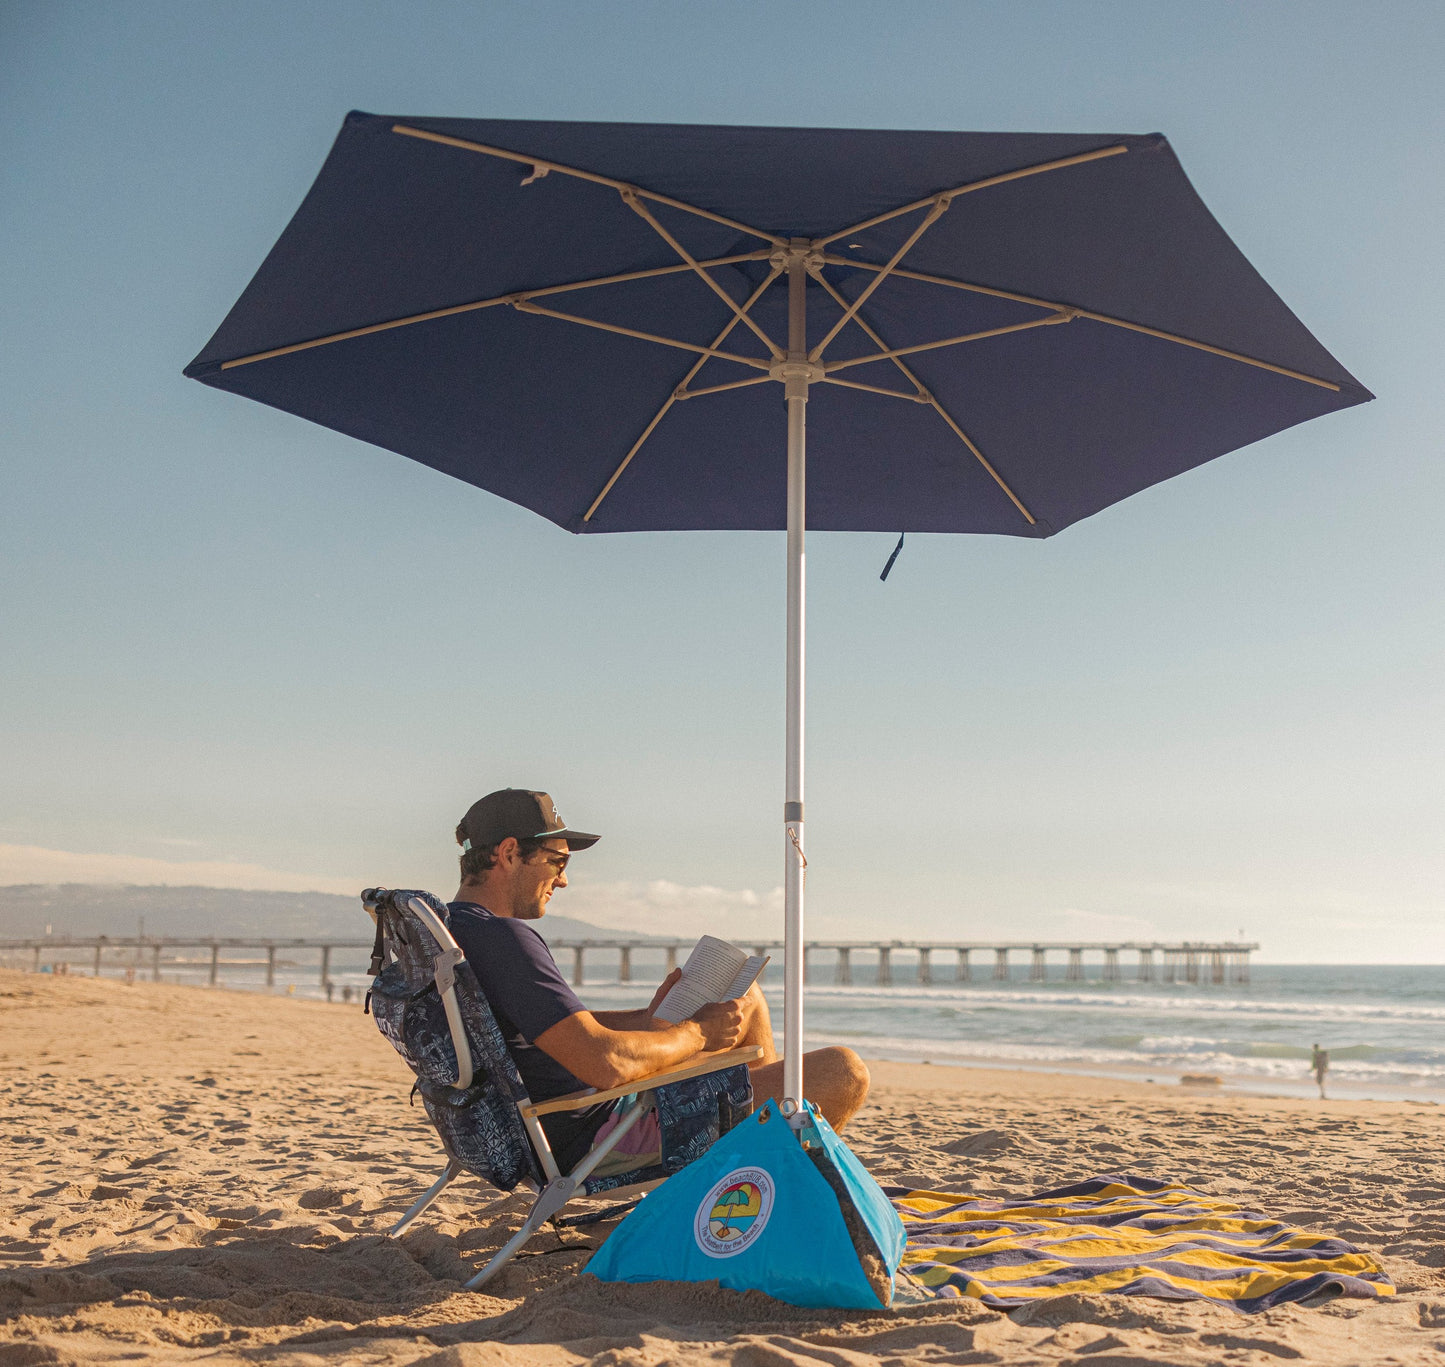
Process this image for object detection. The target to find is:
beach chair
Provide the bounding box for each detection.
[362,888,759,1290]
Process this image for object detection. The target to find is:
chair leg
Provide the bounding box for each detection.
[389,1158,462,1238]
[463,1174,580,1290]
[463,1099,656,1290]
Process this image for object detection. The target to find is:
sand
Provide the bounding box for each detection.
[2,969,1443,1366]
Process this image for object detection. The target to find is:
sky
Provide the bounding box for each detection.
[1,1,1441,962]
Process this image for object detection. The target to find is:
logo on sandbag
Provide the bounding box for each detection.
[694,1166,774,1258]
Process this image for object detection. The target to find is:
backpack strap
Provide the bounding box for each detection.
[367,911,387,976]
[403,895,475,1091]
[362,887,389,975]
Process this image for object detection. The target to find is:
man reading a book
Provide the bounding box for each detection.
[447,788,870,1172]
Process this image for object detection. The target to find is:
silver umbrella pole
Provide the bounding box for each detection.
[778,240,821,1119]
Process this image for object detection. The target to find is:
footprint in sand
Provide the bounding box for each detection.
[127,1151,176,1169]
[938,1129,1014,1157]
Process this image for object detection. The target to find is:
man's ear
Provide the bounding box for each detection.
[494,836,521,868]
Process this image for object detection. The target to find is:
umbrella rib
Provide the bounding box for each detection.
[515,298,772,370]
[808,199,950,363]
[392,123,787,246]
[810,266,930,398]
[620,190,784,359]
[811,268,1038,527]
[819,376,925,401]
[676,375,775,400]
[823,252,1071,309]
[216,252,771,370]
[926,399,1039,528]
[824,312,1076,374]
[1068,308,1343,390]
[816,144,1130,247]
[825,256,1345,392]
[582,266,784,523]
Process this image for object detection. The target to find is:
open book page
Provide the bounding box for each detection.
[653,934,770,1024]
[721,958,766,1001]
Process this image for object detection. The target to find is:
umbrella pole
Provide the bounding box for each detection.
[782,242,812,1120]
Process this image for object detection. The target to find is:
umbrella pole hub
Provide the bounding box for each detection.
[769,241,824,274]
[770,357,824,392]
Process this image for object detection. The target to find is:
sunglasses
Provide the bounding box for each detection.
[529,848,570,876]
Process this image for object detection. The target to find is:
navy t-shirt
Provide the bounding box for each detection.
[448,902,614,1168]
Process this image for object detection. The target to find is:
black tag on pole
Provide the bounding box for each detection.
[879,532,905,581]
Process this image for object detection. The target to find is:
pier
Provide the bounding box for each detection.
[550,940,1257,986]
[0,936,372,991]
[0,936,1258,990]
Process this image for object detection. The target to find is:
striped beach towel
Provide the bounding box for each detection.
[891,1175,1394,1312]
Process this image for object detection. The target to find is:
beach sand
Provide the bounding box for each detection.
[2,969,1443,1365]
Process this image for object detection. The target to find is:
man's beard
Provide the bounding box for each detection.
[511,891,547,920]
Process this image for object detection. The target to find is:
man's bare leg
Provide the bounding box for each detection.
[730,983,870,1131]
[748,1049,870,1132]
[733,981,778,1064]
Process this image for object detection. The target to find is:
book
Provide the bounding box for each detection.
[652,934,770,1025]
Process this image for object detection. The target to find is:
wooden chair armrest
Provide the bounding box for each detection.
[521,1045,764,1118]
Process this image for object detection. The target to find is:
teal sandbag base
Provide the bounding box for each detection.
[587,1099,905,1310]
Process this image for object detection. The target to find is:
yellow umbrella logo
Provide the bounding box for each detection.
[695,1168,774,1258]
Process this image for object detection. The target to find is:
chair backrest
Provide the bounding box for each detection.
[364,888,542,1191]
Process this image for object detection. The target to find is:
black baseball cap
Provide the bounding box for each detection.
[457,789,600,853]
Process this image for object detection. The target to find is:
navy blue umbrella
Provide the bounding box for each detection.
[187,114,1368,1111]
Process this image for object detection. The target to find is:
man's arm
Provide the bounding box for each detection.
[589,967,683,1032]
[589,1008,654,1029]
[534,997,743,1091]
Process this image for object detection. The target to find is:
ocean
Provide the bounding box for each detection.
[560,961,1445,1104]
[21,948,1445,1103]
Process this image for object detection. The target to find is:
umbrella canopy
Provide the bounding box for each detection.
[186,113,1369,1111]
[186,113,1368,536]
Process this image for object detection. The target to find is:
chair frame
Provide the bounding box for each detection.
[376,894,761,1291]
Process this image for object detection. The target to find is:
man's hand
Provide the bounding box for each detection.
[646,967,682,1017]
[692,998,744,1052]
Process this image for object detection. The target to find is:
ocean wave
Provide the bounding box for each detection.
[1132,1037,1391,1062]
[804,1030,1445,1085]
[793,983,1445,1024]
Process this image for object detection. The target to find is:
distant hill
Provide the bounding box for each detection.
[0,884,654,943]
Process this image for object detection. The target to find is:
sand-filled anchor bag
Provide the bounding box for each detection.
[587,1098,905,1310]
